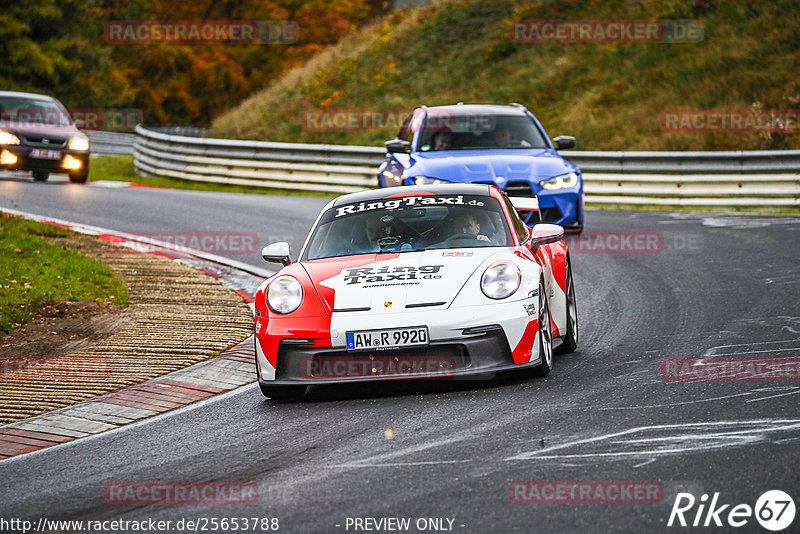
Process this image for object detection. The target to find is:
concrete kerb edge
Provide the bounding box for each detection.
[0,208,277,460]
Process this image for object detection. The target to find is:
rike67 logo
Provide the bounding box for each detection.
[668,490,795,531]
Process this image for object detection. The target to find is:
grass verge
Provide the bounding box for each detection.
[210,0,800,152]
[0,214,129,336]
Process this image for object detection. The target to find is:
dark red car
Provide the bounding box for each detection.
[0,90,90,183]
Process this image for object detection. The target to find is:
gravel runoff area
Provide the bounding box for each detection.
[0,229,255,425]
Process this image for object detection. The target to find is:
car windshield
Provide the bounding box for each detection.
[302,194,514,260]
[0,96,72,127]
[417,114,548,151]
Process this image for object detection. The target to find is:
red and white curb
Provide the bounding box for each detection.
[0,208,278,460]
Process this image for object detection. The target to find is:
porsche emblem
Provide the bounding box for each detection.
[384,302,392,308]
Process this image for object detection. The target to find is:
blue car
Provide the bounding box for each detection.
[378,103,583,231]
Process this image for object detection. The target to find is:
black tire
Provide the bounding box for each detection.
[32,171,49,182]
[531,279,554,377]
[555,257,578,354]
[69,173,88,184]
[259,383,306,400]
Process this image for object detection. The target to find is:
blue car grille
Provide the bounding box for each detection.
[504,181,534,197]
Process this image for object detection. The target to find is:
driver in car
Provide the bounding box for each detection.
[452,212,490,242]
[350,214,393,253]
[493,126,532,148]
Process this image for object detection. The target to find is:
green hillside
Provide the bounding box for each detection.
[209,0,800,151]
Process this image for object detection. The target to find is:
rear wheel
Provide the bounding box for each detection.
[259,383,306,400]
[555,258,578,354]
[32,171,49,182]
[531,279,553,377]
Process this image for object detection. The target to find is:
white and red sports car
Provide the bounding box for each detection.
[254,184,577,399]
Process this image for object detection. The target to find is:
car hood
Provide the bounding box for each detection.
[410,149,577,184]
[302,248,506,312]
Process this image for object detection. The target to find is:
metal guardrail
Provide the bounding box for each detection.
[87,130,136,155]
[133,125,800,205]
[563,150,800,174]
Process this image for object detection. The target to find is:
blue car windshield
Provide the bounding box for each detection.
[302,194,514,260]
[417,114,548,152]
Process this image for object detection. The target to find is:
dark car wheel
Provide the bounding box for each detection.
[259,383,307,400]
[69,173,88,184]
[531,278,553,377]
[555,257,578,354]
[32,171,49,182]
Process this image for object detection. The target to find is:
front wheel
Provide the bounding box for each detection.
[69,173,88,184]
[555,257,578,354]
[531,279,554,377]
[32,171,49,182]
[259,383,306,400]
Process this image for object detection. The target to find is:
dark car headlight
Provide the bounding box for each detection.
[539,172,579,190]
[67,135,90,151]
[0,130,21,145]
[381,169,404,187]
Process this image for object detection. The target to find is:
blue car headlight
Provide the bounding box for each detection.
[539,172,579,190]
[414,176,449,185]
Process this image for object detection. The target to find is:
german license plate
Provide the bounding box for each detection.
[29,149,60,160]
[346,326,428,351]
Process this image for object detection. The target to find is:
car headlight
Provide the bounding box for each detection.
[480,261,521,300]
[0,130,20,145]
[267,276,303,314]
[414,176,448,185]
[67,135,90,151]
[381,169,404,187]
[540,172,578,190]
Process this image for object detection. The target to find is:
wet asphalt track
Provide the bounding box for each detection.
[1,175,799,533]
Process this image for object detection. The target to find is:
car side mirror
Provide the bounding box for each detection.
[261,242,291,266]
[385,138,410,153]
[553,136,575,150]
[529,224,564,246]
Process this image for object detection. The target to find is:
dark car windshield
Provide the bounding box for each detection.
[302,194,513,260]
[417,113,548,151]
[0,96,72,127]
